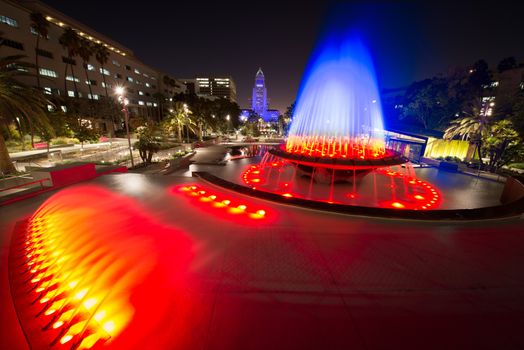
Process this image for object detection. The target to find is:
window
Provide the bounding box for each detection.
[138,91,144,95]
[138,101,144,106]
[86,64,95,71]
[86,80,97,86]
[61,106,67,113]
[143,73,149,78]
[43,87,52,95]
[125,65,131,71]
[88,94,99,100]
[151,84,156,89]
[31,27,49,38]
[2,39,24,50]
[62,56,76,65]
[67,90,76,97]
[153,102,158,107]
[145,82,151,88]
[36,49,53,59]
[146,102,152,107]
[39,68,58,78]
[112,60,120,67]
[134,68,140,74]
[115,73,122,79]
[0,15,18,27]
[145,92,150,97]
[126,76,133,82]
[127,88,135,93]
[47,104,54,112]
[99,67,110,75]
[66,75,80,82]
[102,81,112,89]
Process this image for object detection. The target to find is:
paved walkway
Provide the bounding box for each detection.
[1,174,523,349]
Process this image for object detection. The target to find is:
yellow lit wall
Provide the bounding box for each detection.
[423,137,473,160]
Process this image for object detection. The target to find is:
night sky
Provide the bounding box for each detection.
[42,1,524,112]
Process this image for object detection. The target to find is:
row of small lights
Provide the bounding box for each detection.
[242,164,440,210]
[179,185,267,218]
[45,16,127,56]
[380,168,440,210]
[21,217,114,349]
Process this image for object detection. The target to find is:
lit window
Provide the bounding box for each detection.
[136,80,141,85]
[0,15,18,27]
[153,102,158,107]
[66,75,79,82]
[43,87,52,95]
[99,68,110,75]
[101,81,112,89]
[86,64,95,71]
[61,105,67,112]
[88,94,99,100]
[138,101,144,105]
[139,91,144,95]
[146,102,152,106]
[112,60,120,67]
[67,90,76,97]
[145,82,151,88]
[85,80,97,85]
[39,68,58,78]
[126,76,133,82]
[47,104,54,112]
[134,68,140,74]
[143,73,149,78]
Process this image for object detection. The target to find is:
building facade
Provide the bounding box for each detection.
[0,0,183,132]
[240,68,279,122]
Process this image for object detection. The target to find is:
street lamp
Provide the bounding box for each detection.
[115,86,134,168]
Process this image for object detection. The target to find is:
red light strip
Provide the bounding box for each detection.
[285,135,386,159]
[179,185,267,219]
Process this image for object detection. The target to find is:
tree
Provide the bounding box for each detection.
[0,55,53,174]
[483,120,520,171]
[497,57,517,74]
[401,78,455,130]
[134,123,160,164]
[77,38,94,102]
[444,99,491,165]
[29,12,49,91]
[162,102,194,143]
[59,27,80,97]
[94,43,110,97]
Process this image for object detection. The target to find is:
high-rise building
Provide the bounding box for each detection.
[189,77,237,102]
[0,0,184,131]
[252,68,267,117]
[241,68,279,122]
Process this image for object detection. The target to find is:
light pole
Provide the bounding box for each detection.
[115,86,134,168]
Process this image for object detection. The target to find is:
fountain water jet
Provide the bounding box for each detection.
[238,31,442,210]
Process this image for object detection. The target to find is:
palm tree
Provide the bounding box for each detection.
[29,12,49,149]
[77,38,94,101]
[0,55,53,174]
[59,27,80,97]
[152,92,166,121]
[94,43,110,97]
[163,102,194,143]
[444,99,491,164]
[29,12,49,90]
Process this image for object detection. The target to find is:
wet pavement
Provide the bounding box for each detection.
[1,172,523,349]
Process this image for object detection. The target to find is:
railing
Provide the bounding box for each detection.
[0,178,51,193]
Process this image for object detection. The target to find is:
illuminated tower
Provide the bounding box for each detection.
[252,68,267,117]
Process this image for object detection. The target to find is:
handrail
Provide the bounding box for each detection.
[0,178,50,192]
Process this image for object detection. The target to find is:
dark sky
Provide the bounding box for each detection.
[42,1,524,112]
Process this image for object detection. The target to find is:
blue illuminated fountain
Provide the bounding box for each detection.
[287,32,386,154]
[239,29,442,210]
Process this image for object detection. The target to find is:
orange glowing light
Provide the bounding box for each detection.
[282,193,293,198]
[256,210,266,216]
[237,205,247,211]
[414,195,425,200]
[391,202,405,209]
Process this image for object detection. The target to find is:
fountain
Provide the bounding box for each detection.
[239,32,442,210]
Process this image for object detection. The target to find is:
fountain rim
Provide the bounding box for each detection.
[268,143,409,169]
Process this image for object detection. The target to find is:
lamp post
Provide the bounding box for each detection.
[115,86,134,168]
